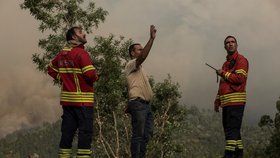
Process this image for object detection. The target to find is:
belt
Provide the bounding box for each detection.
[130,97,150,104]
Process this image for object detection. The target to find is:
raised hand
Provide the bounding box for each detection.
[150,25,157,40]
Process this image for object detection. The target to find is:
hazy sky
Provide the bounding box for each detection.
[1,0,280,138]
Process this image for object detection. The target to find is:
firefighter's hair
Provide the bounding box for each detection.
[224,35,237,45]
[128,43,141,57]
[66,26,81,41]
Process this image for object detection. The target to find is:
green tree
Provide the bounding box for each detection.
[259,97,280,158]
[88,35,132,157]
[148,75,187,158]
[0,121,61,158]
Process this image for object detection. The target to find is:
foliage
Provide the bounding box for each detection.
[0,121,61,158]
[88,35,132,158]
[259,97,280,158]
[148,75,187,158]
[259,115,274,128]
[0,106,270,158]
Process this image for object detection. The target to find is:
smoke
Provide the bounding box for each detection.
[0,1,61,138]
[0,65,61,138]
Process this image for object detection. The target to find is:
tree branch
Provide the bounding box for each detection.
[96,106,111,158]
[113,111,120,157]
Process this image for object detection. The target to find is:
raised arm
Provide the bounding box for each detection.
[136,25,157,67]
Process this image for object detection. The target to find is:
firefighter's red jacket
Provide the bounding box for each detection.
[48,45,98,106]
[215,51,249,107]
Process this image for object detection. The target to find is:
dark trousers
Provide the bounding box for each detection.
[222,105,244,158]
[127,100,154,158]
[59,106,93,151]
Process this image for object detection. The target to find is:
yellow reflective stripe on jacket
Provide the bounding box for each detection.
[49,63,58,72]
[73,73,81,92]
[224,72,231,79]
[59,68,82,74]
[220,92,246,105]
[235,69,247,77]
[61,97,94,103]
[220,92,246,98]
[81,65,95,73]
[56,74,61,80]
[61,91,94,96]
[61,91,94,103]
[62,47,72,51]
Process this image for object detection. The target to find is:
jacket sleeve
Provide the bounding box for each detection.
[79,51,98,83]
[47,57,60,81]
[221,58,248,85]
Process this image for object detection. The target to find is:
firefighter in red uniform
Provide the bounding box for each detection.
[214,36,249,158]
[48,26,98,158]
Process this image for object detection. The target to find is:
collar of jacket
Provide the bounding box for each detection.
[226,51,238,61]
[66,40,84,48]
[75,44,85,49]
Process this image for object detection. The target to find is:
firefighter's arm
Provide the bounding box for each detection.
[217,59,248,84]
[47,60,60,81]
[80,52,98,83]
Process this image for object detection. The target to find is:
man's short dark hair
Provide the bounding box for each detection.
[128,43,140,57]
[66,26,80,41]
[224,35,237,45]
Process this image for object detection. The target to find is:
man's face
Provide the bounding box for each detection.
[73,28,87,44]
[132,44,143,58]
[224,37,237,54]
